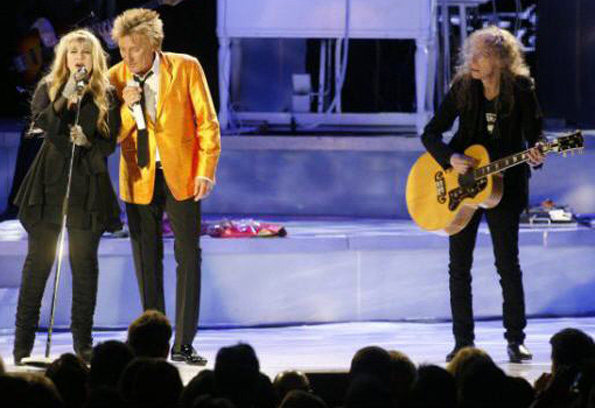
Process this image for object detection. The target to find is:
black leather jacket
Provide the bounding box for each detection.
[421,75,544,210]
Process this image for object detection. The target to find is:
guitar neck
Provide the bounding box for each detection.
[90,0,161,29]
[473,149,535,180]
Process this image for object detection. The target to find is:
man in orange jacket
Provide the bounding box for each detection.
[109,8,220,365]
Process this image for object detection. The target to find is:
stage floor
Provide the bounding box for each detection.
[4,316,595,385]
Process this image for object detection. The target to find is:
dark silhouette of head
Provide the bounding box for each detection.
[280,389,327,408]
[502,376,535,408]
[180,370,217,408]
[45,353,89,408]
[349,346,392,388]
[192,395,236,408]
[119,357,183,408]
[0,372,63,408]
[575,358,595,408]
[446,347,492,382]
[83,386,125,408]
[410,365,457,408]
[118,358,147,405]
[388,350,417,406]
[273,370,312,403]
[88,340,134,390]
[344,374,393,408]
[127,310,172,358]
[214,343,271,408]
[550,328,595,373]
[457,358,508,408]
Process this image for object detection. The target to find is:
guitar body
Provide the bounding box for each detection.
[406,144,503,235]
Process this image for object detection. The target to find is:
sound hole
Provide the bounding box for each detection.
[458,171,476,189]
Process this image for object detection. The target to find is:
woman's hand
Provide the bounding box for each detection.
[61,74,83,110]
[70,125,91,148]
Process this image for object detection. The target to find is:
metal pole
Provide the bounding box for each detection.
[44,97,81,359]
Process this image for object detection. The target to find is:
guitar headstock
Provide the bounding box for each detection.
[159,0,185,5]
[544,131,584,155]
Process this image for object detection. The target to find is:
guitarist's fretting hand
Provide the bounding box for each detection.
[527,143,546,167]
[449,153,478,174]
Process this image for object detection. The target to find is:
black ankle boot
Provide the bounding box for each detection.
[72,330,93,364]
[13,328,35,365]
[507,342,532,363]
[446,342,475,362]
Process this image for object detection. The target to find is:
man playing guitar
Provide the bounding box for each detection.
[421,26,544,363]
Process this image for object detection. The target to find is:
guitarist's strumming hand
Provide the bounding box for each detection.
[449,153,478,174]
[527,143,546,167]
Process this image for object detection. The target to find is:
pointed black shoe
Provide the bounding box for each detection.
[75,345,93,364]
[507,343,532,363]
[446,342,475,362]
[171,344,207,366]
[13,351,30,366]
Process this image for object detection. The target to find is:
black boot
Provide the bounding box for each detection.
[507,342,532,363]
[171,344,207,366]
[72,330,93,364]
[13,327,35,365]
[446,342,475,362]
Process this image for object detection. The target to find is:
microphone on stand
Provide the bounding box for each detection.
[126,80,146,130]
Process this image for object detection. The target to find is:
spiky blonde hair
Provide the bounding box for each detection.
[111,8,164,50]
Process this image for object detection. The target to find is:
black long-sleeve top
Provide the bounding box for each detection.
[421,75,544,210]
[14,80,122,232]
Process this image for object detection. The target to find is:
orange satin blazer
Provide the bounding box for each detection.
[108,52,221,204]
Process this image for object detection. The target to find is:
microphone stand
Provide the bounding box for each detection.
[22,92,83,368]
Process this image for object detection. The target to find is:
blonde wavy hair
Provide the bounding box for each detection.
[453,26,531,113]
[44,29,112,136]
[446,347,492,380]
[111,8,164,50]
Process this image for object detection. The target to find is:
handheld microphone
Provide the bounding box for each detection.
[126,80,146,131]
[75,66,88,92]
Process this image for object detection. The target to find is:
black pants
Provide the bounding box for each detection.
[126,169,202,348]
[448,203,527,345]
[14,220,102,359]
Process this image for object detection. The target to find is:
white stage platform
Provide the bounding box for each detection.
[0,218,593,332]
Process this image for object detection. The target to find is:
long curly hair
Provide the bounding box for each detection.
[43,29,112,137]
[452,26,531,114]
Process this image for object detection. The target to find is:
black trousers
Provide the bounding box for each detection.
[448,203,527,345]
[14,220,101,359]
[126,169,202,348]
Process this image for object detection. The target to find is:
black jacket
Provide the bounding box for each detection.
[15,81,122,233]
[421,75,544,210]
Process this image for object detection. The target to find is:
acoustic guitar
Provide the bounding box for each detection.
[406,131,584,235]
